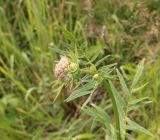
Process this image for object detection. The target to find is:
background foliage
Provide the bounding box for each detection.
[0,0,160,139]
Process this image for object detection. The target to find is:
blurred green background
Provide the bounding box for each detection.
[0,0,160,139]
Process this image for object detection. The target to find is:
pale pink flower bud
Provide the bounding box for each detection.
[54,56,70,80]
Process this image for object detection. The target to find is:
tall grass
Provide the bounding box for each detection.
[0,0,159,139]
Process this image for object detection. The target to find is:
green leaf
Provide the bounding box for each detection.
[98,63,117,79]
[109,81,125,106]
[131,59,145,88]
[72,133,95,140]
[131,82,148,93]
[95,55,111,66]
[65,80,97,102]
[99,63,117,74]
[129,97,150,105]
[116,69,129,95]
[83,104,112,133]
[61,26,77,43]
[127,118,154,137]
[107,80,125,139]
[0,66,27,94]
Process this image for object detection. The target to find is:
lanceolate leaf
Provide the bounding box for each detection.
[83,104,112,134]
[126,118,154,137]
[61,26,77,43]
[95,55,111,66]
[72,133,95,140]
[116,69,129,95]
[131,59,145,88]
[131,82,149,93]
[129,97,150,105]
[98,63,117,80]
[65,80,97,102]
[105,80,125,139]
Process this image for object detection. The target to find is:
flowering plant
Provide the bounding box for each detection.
[53,55,153,140]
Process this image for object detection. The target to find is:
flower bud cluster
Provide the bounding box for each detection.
[54,56,70,80]
[54,56,79,81]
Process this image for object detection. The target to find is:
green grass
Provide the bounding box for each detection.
[0,0,160,139]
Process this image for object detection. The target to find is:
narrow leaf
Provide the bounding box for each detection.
[83,104,111,131]
[116,69,129,95]
[65,80,97,102]
[129,97,150,105]
[95,55,111,66]
[107,80,125,139]
[72,133,95,140]
[61,26,77,43]
[131,59,145,88]
[127,118,154,137]
[0,67,27,93]
[131,82,148,93]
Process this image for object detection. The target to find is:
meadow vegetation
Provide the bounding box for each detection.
[0,0,160,139]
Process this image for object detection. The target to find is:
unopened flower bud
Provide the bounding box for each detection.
[69,63,78,72]
[93,74,99,79]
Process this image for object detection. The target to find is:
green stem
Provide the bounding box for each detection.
[103,80,121,140]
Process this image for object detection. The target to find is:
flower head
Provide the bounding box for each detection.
[54,56,70,80]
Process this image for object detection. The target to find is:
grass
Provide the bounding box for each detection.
[0,0,160,139]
